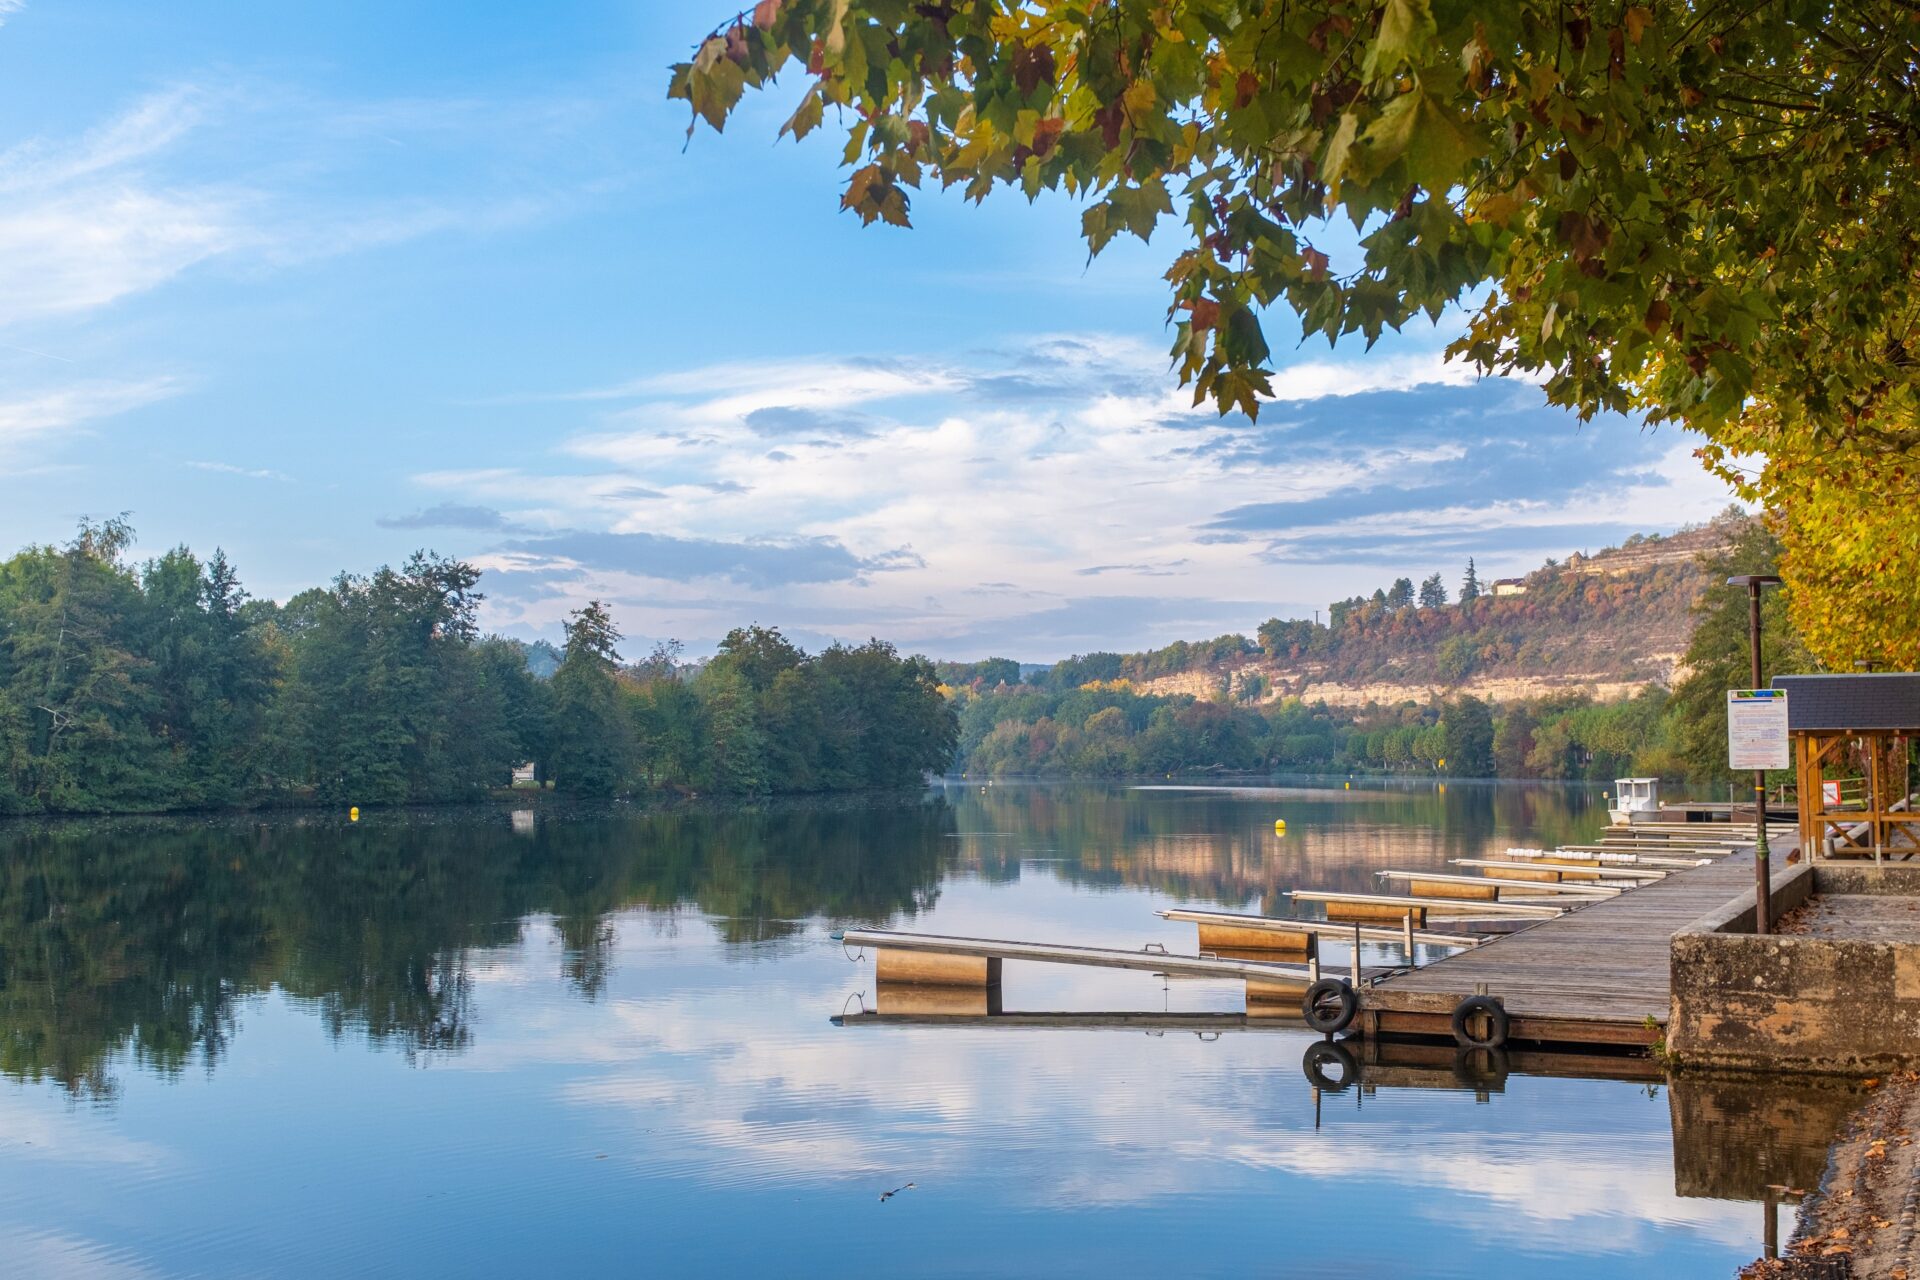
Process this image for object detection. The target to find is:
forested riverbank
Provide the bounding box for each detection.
[946,520,1811,785]
[0,515,1803,814]
[0,520,957,814]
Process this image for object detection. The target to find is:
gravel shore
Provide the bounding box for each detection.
[1741,1074,1920,1279]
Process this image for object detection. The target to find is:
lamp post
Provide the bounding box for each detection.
[1729,574,1783,933]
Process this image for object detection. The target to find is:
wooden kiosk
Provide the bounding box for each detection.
[1772,673,1920,860]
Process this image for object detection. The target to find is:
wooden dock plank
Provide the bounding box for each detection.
[1360,852,1760,1040]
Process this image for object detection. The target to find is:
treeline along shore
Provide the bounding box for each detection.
[0,519,957,815]
[0,515,1801,816]
[940,517,1808,785]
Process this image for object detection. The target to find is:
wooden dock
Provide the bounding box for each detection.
[1358,852,1761,1047]
[1287,888,1567,923]
[830,927,1392,1013]
[1450,859,1668,882]
[1154,907,1482,951]
[1373,869,1620,899]
[834,1009,1299,1032]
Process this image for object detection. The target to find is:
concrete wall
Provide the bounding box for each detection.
[1669,864,1920,1074]
[1811,864,1920,897]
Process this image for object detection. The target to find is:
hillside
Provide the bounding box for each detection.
[944,511,1750,709]
[1167,518,1742,707]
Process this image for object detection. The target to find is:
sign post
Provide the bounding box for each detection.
[1728,688,1789,933]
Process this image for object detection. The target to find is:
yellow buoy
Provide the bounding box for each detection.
[349,806,360,822]
[1273,818,1286,831]
[1344,782,1350,790]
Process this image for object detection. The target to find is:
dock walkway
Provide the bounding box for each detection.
[1359,851,1760,1046]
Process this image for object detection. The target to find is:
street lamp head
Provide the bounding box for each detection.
[1727,574,1784,588]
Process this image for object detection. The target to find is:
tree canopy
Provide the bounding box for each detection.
[0,524,958,814]
[675,0,1920,666]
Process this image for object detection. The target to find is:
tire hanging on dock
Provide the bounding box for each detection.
[1449,994,1509,1049]
[1301,977,1358,1034]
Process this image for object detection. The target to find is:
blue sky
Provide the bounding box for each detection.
[0,2,1738,661]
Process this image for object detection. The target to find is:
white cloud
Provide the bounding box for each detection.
[185,459,288,481]
[413,339,1738,655]
[0,378,179,443]
[0,80,620,480]
[1266,349,1481,400]
[0,89,249,327]
[0,86,203,194]
[0,81,612,331]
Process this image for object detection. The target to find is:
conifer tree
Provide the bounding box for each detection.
[549,601,634,797]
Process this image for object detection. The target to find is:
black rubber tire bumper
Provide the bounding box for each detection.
[1449,994,1510,1049]
[1301,977,1358,1034]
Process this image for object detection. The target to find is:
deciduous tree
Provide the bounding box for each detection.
[679,0,1920,664]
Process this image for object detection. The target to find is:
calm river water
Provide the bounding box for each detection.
[0,781,1855,1277]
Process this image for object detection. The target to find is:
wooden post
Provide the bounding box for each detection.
[1874,736,1892,866]
[1745,579,1771,934]
[1403,910,1415,959]
[1351,924,1362,988]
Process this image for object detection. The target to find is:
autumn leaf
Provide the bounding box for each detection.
[782,92,824,141]
[1012,43,1056,97]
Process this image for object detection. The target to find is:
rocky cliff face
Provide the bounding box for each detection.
[1139,665,1672,708]
[1136,516,1747,708]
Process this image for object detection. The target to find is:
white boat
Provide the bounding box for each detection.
[1609,776,1661,825]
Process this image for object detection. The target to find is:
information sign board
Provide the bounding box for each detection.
[1727,689,1790,771]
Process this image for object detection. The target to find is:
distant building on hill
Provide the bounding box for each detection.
[1491,577,1529,597]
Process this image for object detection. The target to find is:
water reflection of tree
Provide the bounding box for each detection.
[945,781,1605,906]
[0,798,952,1096]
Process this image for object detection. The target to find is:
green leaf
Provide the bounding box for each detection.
[781,92,824,141]
[1321,112,1361,194]
[1222,306,1271,367]
[1363,0,1436,81]
[1360,91,1419,172]
[688,38,746,133]
[1109,182,1173,242]
[1363,88,1477,194]
[1082,202,1118,254]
